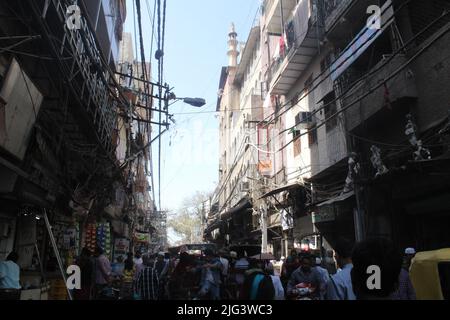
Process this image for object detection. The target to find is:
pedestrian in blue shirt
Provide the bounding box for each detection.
[196,249,222,300]
[0,252,21,300]
[287,253,322,299]
[326,238,356,300]
[314,257,329,300]
[0,252,21,289]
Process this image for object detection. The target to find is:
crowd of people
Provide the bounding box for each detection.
[71,237,417,300]
[0,237,418,301]
[70,246,173,300]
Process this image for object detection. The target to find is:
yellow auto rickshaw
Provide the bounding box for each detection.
[409,248,450,300]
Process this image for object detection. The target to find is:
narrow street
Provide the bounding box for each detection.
[0,0,450,302]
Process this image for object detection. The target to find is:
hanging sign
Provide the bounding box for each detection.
[312,206,336,224]
[134,231,150,243]
[281,209,294,231]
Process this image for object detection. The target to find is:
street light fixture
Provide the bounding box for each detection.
[180,97,206,107]
[121,92,206,168]
[168,92,206,108]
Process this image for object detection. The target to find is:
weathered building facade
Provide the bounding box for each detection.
[0,0,160,299]
[207,0,450,258]
[205,24,263,249]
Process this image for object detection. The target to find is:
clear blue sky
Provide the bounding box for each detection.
[123,0,260,233]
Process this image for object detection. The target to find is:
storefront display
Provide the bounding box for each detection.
[134,231,150,254]
[81,221,113,260]
[48,279,67,300]
[83,222,97,253]
[48,220,78,268]
[97,222,112,260]
[13,210,53,300]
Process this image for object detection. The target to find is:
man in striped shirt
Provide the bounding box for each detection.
[135,255,159,300]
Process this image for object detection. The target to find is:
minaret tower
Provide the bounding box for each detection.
[227,23,239,67]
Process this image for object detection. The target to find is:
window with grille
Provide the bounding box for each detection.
[323,91,338,132]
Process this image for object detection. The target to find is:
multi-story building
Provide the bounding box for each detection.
[208,0,450,257]
[257,0,323,256]
[0,0,157,297]
[207,3,319,258]
[116,32,158,254]
[310,0,450,251]
[205,23,265,249]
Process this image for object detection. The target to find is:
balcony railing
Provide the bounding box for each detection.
[324,0,381,38]
[266,0,322,95]
[263,0,299,35]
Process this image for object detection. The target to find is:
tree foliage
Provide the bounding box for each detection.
[167,191,212,245]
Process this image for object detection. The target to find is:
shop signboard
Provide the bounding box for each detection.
[312,205,336,224]
[62,228,77,250]
[281,209,294,231]
[257,124,273,176]
[134,231,150,243]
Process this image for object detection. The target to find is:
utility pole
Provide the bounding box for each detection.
[260,203,268,254]
[353,178,366,241]
[201,201,205,243]
[335,79,366,242]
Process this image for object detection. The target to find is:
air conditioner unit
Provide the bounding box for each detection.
[294,112,315,130]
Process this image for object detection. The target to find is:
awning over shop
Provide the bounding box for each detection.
[204,219,224,234]
[204,197,253,235]
[220,197,253,220]
[316,191,355,207]
[259,182,304,199]
[312,191,355,224]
